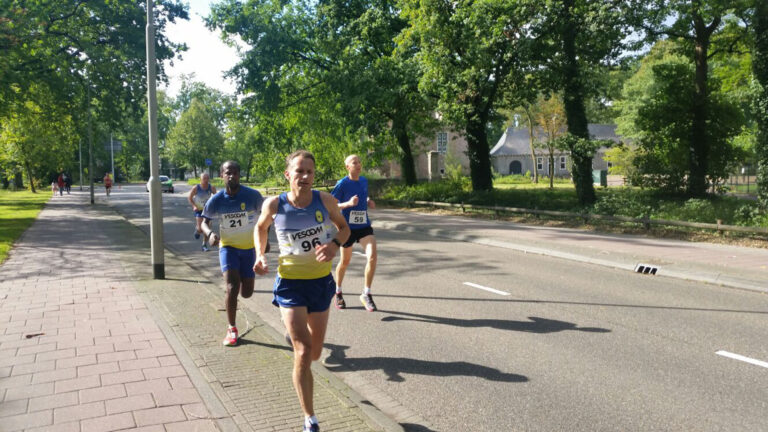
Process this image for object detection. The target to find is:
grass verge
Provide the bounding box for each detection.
[0,189,50,264]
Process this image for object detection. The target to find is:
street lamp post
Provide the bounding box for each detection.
[146,0,164,279]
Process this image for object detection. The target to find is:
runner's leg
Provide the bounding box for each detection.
[281,306,322,418]
[224,270,242,326]
[335,245,352,290]
[359,235,377,291]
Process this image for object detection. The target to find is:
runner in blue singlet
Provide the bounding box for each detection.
[253,150,349,432]
[188,172,217,251]
[201,161,263,347]
[331,154,378,312]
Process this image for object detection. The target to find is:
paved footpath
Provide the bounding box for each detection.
[0,191,398,432]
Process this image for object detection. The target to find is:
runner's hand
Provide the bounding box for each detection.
[314,242,336,262]
[253,255,269,275]
[349,195,359,206]
[208,232,219,247]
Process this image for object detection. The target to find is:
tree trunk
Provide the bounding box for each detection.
[465,113,493,191]
[755,1,768,209]
[561,0,595,204]
[548,152,555,189]
[688,14,714,198]
[14,172,23,189]
[525,107,539,183]
[24,161,36,193]
[392,118,417,186]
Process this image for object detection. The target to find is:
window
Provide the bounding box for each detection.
[559,156,567,170]
[536,157,543,171]
[437,132,448,154]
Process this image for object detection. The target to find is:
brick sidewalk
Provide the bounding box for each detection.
[0,194,225,431]
[1,191,398,432]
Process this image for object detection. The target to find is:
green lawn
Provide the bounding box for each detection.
[0,189,50,264]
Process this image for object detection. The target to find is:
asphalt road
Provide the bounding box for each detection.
[107,183,768,432]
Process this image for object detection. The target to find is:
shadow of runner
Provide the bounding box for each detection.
[380,311,611,333]
[323,344,528,383]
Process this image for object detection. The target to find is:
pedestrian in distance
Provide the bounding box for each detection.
[331,154,378,312]
[188,172,217,251]
[103,173,113,196]
[63,172,72,194]
[253,150,350,432]
[201,160,264,347]
[57,171,65,196]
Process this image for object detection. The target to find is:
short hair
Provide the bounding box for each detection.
[344,154,359,166]
[285,150,315,168]
[220,160,240,174]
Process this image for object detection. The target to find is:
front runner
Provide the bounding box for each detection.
[253,150,350,432]
[201,160,264,346]
[331,154,378,311]
[188,172,217,251]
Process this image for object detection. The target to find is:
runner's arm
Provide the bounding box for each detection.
[201,217,218,246]
[253,197,278,275]
[315,192,350,262]
[367,197,375,210]
[188,187,197,208]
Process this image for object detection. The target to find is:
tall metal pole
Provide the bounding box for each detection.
[146,0,165,279]
[79,139,83,191]
[88,84,94,204]
[110,133,115,181]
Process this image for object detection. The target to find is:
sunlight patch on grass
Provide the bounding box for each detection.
[0,189,50,264]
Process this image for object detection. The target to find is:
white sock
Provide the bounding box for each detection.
[336,285,342,294]
[363,287,371,295]
[228,324,236,330]
[305,415,318,427]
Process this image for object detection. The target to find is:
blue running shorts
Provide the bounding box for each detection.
[272,274,336,313]
[194,210,204,218]
[219,246,256,278]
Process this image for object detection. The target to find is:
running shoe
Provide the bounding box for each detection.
[303,422,319,432]
[335,293,346,310]
[222,327,238,346]
[194,230,200,239]
[202,243,209,252]
[359,294,377,312]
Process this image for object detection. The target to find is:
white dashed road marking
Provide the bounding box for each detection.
[716,350,768,369]
[463,282,510,296]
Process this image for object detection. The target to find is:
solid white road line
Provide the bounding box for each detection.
[715,350,768,369]
[463,282,510,296]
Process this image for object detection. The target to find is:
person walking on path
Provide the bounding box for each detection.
[103,172,113,196]
[201,160,264,346]
[188,172,217,251]
[253,150,350,432]
[331,154,378,312]
[57,171,65,196]
[64,171,72,194]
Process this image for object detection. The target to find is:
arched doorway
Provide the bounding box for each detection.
[509,160,522,175]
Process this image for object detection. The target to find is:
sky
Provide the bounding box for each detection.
[160,0,241,97]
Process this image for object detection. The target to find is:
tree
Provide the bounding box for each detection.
[530,0,633,204]
[174,78,235,128]
[615,41,744,192]
[166,99,223,177]
[754,0,768,208]
[635,0,752,197]
[401,0,536,191]
[532,94,567,188]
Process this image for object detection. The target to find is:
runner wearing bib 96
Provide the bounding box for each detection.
[331,154,378,312]
[188,172,217,251]
[253,150,349,432]
[201,161,264,347]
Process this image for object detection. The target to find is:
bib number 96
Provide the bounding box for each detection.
[301,237,322,252]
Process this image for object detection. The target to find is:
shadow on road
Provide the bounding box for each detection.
[323,343,528,383]
[380,311,611,333]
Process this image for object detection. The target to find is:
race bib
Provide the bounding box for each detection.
[279,223,332,255]
[193,195,207,210]
[349,210,367,225]
[220,211,253,234]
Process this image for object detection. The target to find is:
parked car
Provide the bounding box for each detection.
[145,175,174,193]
